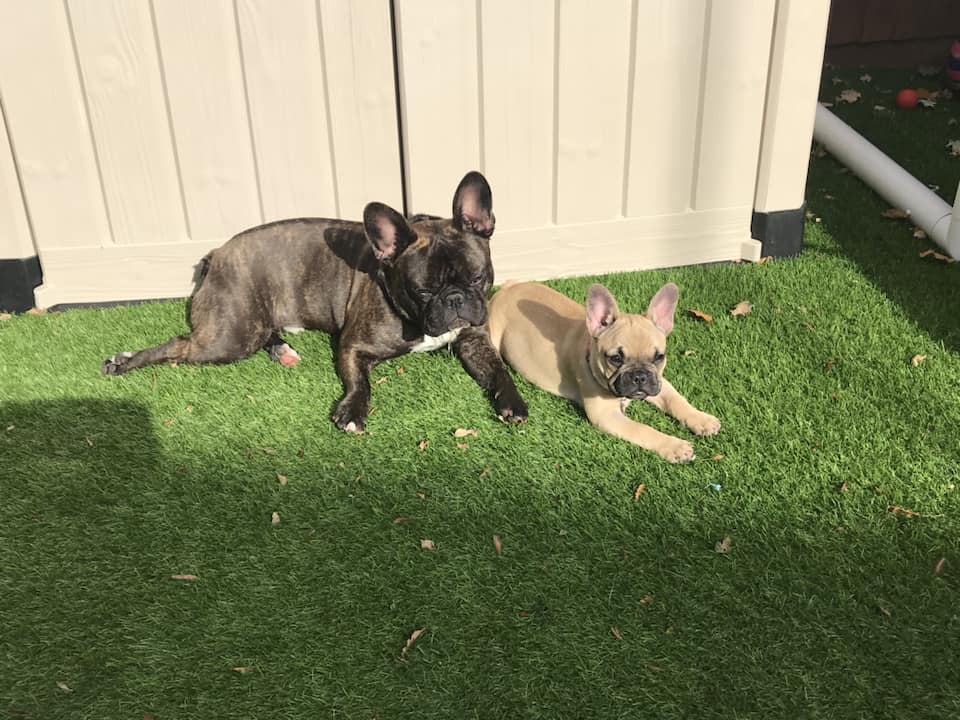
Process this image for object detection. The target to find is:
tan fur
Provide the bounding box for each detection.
[488,281,720,463]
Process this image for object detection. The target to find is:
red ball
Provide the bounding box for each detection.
[896,89,918,109]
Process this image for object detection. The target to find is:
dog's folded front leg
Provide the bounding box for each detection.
[584,396,695,463]
[644,378,720,437]
[332,346,376,433]
[452,327,528,423]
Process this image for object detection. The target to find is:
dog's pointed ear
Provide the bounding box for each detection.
[452,171,495,237]
[363,202,416,261]
[645,283,679,335]
[585,284,619,337]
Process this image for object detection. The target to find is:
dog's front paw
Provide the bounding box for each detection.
[658,437,696,464]
[686,412,721,437]
[332,395,367,434]
[102,352,134,375]
[494,386,528,424]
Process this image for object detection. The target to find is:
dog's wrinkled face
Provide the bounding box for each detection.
[364,172,495,337]
[585,283,679,400]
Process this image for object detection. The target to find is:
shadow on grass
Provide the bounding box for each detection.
[0,397,958,719]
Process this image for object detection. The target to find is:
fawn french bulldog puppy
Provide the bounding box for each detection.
[103,172,527,432]
[487,281,719,462]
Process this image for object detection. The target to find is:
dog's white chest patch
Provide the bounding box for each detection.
[410,328,463,353]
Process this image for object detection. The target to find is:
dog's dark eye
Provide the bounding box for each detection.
[653,350,665,364]
[470,274,484,287]
[607,350,624,367]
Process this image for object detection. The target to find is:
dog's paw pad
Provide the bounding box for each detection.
[343,421,357,433]
[269,343,301,366]
[660,439,695,464]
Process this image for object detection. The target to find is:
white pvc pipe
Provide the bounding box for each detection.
[813,103,959,259]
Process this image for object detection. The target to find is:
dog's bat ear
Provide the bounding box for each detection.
[452,171,495,237]
[645,283,679,335]
[586,284,619,336]
[363,202,416,261]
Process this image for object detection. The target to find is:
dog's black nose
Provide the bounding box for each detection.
[445,290,464,310]
[630,369,649,387]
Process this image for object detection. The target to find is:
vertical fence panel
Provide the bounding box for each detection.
[0,0,112,250]
[68,0,187,245]
[625,0,707,217]
[319,0,403,216]
[152,0,261,240]
[395,0,480,216]
[236,0,338,221]
[692,0,776,210]
[479,0,555,231]
[0,100,34,260]
[554,0,633,225]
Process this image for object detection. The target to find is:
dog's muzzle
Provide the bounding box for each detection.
[424,287,486,335]
[612,365,661,399]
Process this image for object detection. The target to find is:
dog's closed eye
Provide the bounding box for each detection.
[653,350,665,364]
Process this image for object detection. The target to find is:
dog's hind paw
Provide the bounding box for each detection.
[268,343,301,367]
[102,352,134,375]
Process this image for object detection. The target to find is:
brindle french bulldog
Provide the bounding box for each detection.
[103,171,528,433]
[487,281,719,462]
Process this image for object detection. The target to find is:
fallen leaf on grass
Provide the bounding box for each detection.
[838,88,861,103]
[919,248,956,263]
[456,443,468,450]
[888,505,922,518]
[840,481,850,493]
[710,454,724,461]
[878,604,892,618]
[396,367,405,375]
[681,349,697,358]
[5,425,14,431]
[374,376,388,385]
[56,681,72,693]
[610,626,623,640]
[163,419,175,428]
[171,574,199,581]
[277,473,288,486]
[757,256,773,264]
[420,539,435,550]
[729,300,752,317]
[687,308,712,323]
[416,491,427,499]
[392,516,413,524]
[493,534,503,556]
[271,511,280,526]
[479,467,490,478]
[453,428,479,438]
[633,483,646,501]
[232,666,254,674]
[400,627,426,660]
[881,208,910,219]
[934,557,946,576]
[639,595,655,605]
[417,439,428,451]
[84,437,94,448]
[714,536,732,554]
[911,354,927,367]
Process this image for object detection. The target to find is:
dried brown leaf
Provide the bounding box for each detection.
[911,354,927,367]
[56,681,73,693]
[456,443,468,450]
[710,454,724,461]
[396,366,405,375]
[493,534,503,556]
[687,308,712,323]
[171,574,199,581]
[420,539,435,550]
[163,418,175,427]
[232,666,254,674]
[840,481,850,493]
[271,511,280,526]
[400,627,426,660]
[392,516,413,524]
[84,437,94,448]
[639,594,655,605]
[714,536,732,554]
[729,300,753,317]
[416,492,427,499]
[374,376,388,385]
[479,467,490,478]
[417,439,428,451]
[610,626,623,640]
[682,349,697,357]
[453,428,479,438]
[757,256,773,264]
[889,505,921,518]
[277,473,288,486]
[934,557,946,576]
[881,208,909,219]
[633,483,646,501]
[878,604,892,618]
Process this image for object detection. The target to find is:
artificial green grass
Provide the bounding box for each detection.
[2,69,960,719]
